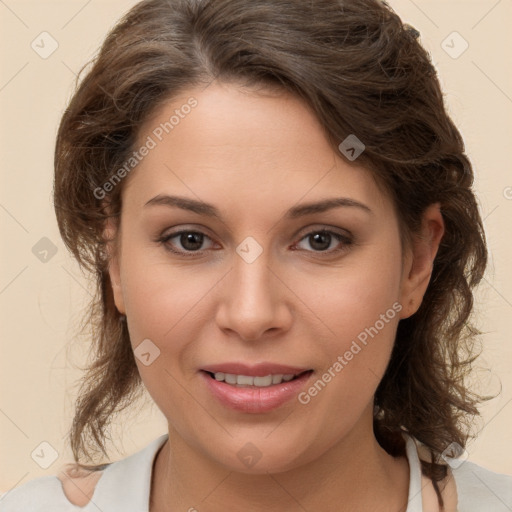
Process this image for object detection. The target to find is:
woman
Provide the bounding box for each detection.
[1,0,511,510]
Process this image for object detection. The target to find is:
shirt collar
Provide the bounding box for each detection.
[92,432,426,511]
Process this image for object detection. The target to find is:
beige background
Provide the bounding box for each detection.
[1,0,511,493]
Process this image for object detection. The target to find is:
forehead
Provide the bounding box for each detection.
[123,81,391,216]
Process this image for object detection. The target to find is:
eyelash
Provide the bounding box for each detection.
[156,228,354,258]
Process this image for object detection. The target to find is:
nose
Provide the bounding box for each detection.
[215,248,293,343]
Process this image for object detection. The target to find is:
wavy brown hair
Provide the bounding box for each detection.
[54,0,491,507]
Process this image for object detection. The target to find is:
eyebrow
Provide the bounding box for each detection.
[144,194,373,219]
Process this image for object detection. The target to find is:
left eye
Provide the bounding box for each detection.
[294,230,352,254]
[158,229,352,256]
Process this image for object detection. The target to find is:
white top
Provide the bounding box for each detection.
[1,433,511,511]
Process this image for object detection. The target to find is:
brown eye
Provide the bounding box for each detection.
[159,230,214,255]
[294,229,353,255]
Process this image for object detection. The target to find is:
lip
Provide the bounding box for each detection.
[200,367,314,414]
[201,362,310,377]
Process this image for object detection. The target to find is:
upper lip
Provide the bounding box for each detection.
[201,362,312,377]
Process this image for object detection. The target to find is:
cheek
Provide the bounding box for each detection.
[298,241,403,400]
[330,265,401,344]
[119,257,208,414]
[119,253,219,367]
[119,244,192,332]
[305,242,402,346]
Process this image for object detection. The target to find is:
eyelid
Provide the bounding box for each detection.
[158,228,217,255]
[293,224,353,241]
[157,224,354,257]
[291,228,354,256]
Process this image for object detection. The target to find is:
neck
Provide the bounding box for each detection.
[150,410,410,511]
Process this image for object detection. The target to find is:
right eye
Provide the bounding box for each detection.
[158,229,216,256]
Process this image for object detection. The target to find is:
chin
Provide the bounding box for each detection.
[201,433,317,475]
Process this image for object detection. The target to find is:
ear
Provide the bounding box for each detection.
[399,202,445,319]
[103,215,126,316]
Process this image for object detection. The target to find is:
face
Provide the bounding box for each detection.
[107,81,442,473]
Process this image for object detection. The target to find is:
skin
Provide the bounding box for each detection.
[103,81,445,511]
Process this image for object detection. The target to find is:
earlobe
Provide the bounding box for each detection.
[103,216,126,315]
[399,203,445,319]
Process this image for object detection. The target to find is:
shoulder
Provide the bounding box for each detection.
[57,463,106,506]
[451,459,512,512]
[0,475,68,511]
[0,435,167,511]
[0,464,105,511]
[414,439,512,512]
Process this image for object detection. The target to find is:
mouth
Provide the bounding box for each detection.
[199,365,314,413]
[202,370,313,388]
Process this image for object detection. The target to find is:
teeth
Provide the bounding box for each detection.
[272,374,284,384]
[212,372,298,387]
[237,375,254,386]
[225,373,237,385]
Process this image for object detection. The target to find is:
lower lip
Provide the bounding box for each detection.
[200,370,313,413]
